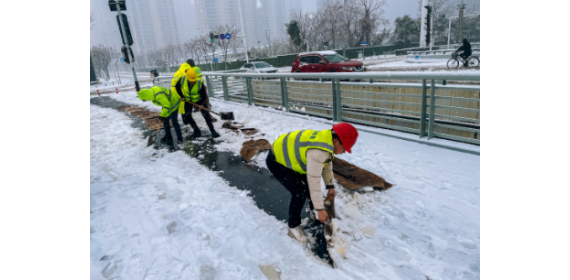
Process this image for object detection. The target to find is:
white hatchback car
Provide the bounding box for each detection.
[239,61,278,73]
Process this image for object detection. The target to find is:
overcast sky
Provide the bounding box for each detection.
[91,0,477,48]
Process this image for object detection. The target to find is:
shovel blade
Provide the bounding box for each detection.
[220,112,234,120]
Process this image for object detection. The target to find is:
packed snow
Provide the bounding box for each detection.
[91,90,480,279]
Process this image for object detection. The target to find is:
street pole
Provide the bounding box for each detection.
[458,3,466,43]
[447,17,452,49]
[115,3,139,91]
[429,9,434,51]
[237,0,249,63]
[115,62,121,84]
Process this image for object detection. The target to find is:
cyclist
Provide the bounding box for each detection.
[455,38,472,66]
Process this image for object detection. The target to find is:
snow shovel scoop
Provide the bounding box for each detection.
[184,101,234,120]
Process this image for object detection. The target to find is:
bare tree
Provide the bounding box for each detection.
[214,24,241,70]
[90,9,95,30]
[321,0,343,49]
[339,0,362,48]
[357,0,388,46]
[90,45,113,80]
[265,28,272,56]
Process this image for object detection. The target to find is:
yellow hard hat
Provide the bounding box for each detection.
[186,68,198,82]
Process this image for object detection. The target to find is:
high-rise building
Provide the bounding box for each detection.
[91,0,184,54]
[128,0,180,54]
[194,0,290,49]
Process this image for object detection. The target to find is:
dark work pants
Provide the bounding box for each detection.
[163,110,182,140]
[266,150,314,228]
[459,51,471,60]
[182,99,216,133]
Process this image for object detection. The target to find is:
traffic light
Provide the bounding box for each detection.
[210,32,214,42]
[108,0,126,11]
[116,14,133,46]
[121,46,134,64]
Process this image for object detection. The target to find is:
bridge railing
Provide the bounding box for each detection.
[157,72,480,146]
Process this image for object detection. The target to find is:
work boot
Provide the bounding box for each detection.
[211,131,220,138]
[160,135,173,142]
[288,226,308,244]
[191,130,202,138]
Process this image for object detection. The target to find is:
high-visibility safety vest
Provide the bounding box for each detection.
[137,86,180,118]
[192,66,203,81]
[272,130,334,174]
[180,76,203,103]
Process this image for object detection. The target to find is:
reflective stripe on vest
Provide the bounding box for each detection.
[181,76,202,102]
[192,66,202,78]
[154,89,179,115]
[272,130,334,174]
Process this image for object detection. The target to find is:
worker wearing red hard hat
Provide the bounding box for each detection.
[266,122,358,243]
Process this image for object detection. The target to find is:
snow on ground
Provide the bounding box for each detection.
[91,91,480,279]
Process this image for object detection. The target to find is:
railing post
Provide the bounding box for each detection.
[246,77,254,106]
[419,79,427,138]
[332,79,338,121]
[332,79,342,122]
[428,79,436,139]
[280,77,289,111]
[336,79,342,121]
[205,76,213,98]
[221,76,229,101]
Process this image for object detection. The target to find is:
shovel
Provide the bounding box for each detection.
[184,101,234,120]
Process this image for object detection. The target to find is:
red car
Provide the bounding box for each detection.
[291,51,365,73]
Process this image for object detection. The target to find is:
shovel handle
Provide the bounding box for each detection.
[184,100,220,116]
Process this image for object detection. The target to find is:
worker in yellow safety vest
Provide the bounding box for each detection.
[137,86,183,144]
[186,59,202,81]
[173,68,220,138]
[266,123,359,243]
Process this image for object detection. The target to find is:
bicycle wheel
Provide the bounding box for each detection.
[467,57,480,68]
[447,58,460,69]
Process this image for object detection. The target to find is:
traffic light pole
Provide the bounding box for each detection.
[116,3,140,91]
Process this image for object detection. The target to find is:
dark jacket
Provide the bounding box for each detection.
[174,78,208,102]
[457,40,472,55]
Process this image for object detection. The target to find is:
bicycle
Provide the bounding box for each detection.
[447,52,480,69]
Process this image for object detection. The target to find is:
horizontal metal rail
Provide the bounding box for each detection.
[432,132,480,145]
[344,110,422,125]
[343,116,421,134]
[433,104,480,113]
[342,103,421,116]
[434,96,480,102]
[202,71,480,81]
[200,72,481,149]
[433,122,480,133]
[342,96,423,107]
[340,90,423,98]
[433,114,479,123]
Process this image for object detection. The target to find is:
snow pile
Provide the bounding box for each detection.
[92,92,480,279]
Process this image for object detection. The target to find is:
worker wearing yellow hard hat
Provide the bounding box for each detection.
[173,67,220,138]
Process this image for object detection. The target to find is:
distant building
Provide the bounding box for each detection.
[128,0,181,54]
[194,0,289,48]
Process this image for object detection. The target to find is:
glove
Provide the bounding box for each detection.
[159,116,168,122]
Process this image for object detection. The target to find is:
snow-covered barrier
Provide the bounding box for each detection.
[405,49,481,63]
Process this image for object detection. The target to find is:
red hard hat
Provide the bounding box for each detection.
[332,122,358,153]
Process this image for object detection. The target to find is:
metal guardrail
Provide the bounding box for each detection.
[156,72,480,146]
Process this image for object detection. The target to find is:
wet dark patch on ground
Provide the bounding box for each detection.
[91,96,309,222]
